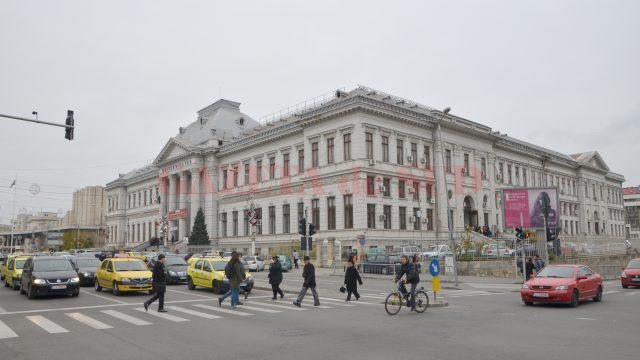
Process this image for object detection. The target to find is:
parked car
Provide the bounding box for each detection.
[361,254,401,275]
[482,244,515,257]
[420,244,452,258]
[278,255,293,272]
[520,264,603,307]
[70,256,102,286]
[148,254,188,284]
[621,258,640,288]
[400,245,421,257]
[20,256,80,298]
[243,256,265,271]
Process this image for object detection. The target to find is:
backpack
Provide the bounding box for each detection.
[224,262,235,279]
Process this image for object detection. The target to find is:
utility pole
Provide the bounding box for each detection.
[305,208,310,258]
[0,111,75,140]
[10,177,17,253]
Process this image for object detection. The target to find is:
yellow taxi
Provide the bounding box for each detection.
[94,257,153,295]
[186,257,253,294]
[187,253,224,267]
[3,255,30,290]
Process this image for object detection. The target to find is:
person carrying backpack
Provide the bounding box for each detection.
[218,252,246,308]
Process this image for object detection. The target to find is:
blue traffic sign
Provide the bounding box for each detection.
[429,258,440,277]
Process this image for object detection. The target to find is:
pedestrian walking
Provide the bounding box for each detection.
[293,256,320,307]
[534,255,545,272]
[144,254,167,312]
[293,251,300,269]
[525,257,536,280]
[344,259,362,301]
[268,256,284,300]
[218,252,246,308]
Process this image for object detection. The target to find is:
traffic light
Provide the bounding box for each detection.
[524,232,530,239]
[300,236,313,251]
[65,110,74,140]
[298,218,307,235]
[546,227,556,242]
[308,223,317,236]
[515,227,524,240]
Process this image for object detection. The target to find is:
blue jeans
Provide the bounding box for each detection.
[219,289,231,302]
[231,287,240,306]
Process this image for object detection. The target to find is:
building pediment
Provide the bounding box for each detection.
[153,138,192,166]
[572,151,610,172]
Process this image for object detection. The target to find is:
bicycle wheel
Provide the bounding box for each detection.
[384,292,403,315]
[414,290,429,313]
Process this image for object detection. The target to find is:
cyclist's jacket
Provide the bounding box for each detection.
[395,263,420,284]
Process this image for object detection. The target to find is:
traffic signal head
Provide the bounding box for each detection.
[308,223,317,236]
[298,218,307,235]
[65,110,74,140]
[524,232,530,239]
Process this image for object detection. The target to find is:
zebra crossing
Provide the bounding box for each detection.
[0,296,367,341]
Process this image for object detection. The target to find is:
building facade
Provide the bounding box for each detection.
[105,87,626,254]
[624,186,640,238]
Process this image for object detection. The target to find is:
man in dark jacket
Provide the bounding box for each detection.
[144,253,167,312]
[268,256,284,300]
[394,255,420,311]
[293,256,320,307]
[344,259,363,301]
[525,257,536,280]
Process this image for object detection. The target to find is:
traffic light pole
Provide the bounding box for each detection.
[305,208,310,258]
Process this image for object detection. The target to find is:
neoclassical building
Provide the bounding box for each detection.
[105,86,626,254]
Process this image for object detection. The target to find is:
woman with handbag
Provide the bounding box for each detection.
[344,259,363,301]
[268,256,284,300]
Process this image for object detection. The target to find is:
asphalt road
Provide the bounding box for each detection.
[0,270,638,360]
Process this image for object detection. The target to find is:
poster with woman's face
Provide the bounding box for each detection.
[503,188,558,229]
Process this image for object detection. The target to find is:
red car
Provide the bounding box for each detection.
[621,258,640,288]
[520,264,603,307]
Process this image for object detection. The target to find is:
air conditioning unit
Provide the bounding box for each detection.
[408,187,415,194]
[421,218,427,223]
[379,214,387,221]
[369,159,377,166]
[430,198,436,204]
[420,157,427,164]
[409,216,416,223]
[379,185,386,193]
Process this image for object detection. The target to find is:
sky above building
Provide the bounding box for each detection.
[0,0,638,224]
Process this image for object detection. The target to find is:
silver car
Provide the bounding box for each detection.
[243,256,265,272]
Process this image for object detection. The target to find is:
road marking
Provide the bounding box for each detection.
[274,300,333,309]
[576,317,596,321]
[603,291,619,295]
[80,290,128,304]
[235,305,281,313]
[167,306,222,319]
[0,320,19,339]
[467,283,520,290]
[627,291,638,296]
[319,296,377,306]
[101,310,151,326]
[26,315,69,334]
[166,288,216,299]
[250,301,307,311]
[360,295,386,300]
[133,308,189,322]
[193,304,253,316]
[0,306,6,314]
[65,312,113,330]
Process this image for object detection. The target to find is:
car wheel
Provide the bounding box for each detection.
[94,280,102,292]
[3,279,8,287]
[570,290,579,307]
[593,286,603,302]
[27,284,36,299]
[112,282,121,296]
[19,282,26,295]
[71,289,79,297]
[524,301,533,306]
[12,280,20,291]
[187,277,195,290]
[212,280,222,294]
[622,285,628,289]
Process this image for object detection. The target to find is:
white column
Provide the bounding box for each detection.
[168,175,177,242]
[178,172,188,241]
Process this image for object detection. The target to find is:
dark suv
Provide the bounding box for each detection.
[20,256,80,298]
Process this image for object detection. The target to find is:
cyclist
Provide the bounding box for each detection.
[394,254,420,311]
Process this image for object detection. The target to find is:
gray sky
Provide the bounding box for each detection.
[1,0,639,224]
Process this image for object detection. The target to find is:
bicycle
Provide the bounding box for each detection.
[384,281,429,315]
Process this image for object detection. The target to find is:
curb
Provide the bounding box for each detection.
[328,273,462,290]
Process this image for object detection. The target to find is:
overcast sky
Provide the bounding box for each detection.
[1,0,638,224]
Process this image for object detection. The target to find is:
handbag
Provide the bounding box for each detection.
[339,285,346,293]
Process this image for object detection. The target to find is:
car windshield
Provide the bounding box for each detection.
[213,262,227,271]
[114,261,147,271]
[627,260,640,269]
[535,267,575,278]
[76,259,101,268]
[16,260,27,269]
[240,259,248,266]
[165,257,186,266]
[34,259,74,272]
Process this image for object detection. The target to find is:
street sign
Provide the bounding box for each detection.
[301,236,313,251]
[167,208,188,221]
[429,258,440,277]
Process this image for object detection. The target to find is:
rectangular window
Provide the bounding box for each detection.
[507,164,512,184]
[426,209,434,230]
[244,163,250,185]
[383,178,391,197]
[413,181,420,200]
[365,132,373,159]
[399,207,407,230]
[367,176,375,196]
[399,180,406,199]
[327,197,336,230]
[269,206,276,234]
[367,204,376,229]
[499,163,504,182]
[426,184,433,201]
[221,213,227,238]
[311,142,319,168]
[269,157,276,179]
[344,195,353,229]
[256,208,262,235]
[312,199,320,230]
[233,166,238,187]
[343,133,351,161]
[282,204,290,233]
[232,211,238,237]
[222,169,228,189]
[283,154,290,177]
[424,145,431,169]
[382,136,389,162]
[383,205,392,229]
[445,149,452,173]
[413,208,421,230]
[298,149,304,174]
[257,161,263,182]
[481,158,487,179]
[298,202,304,224]
[327,138,334,164]
[397,139,404,165]
[523,168,528,187]
[411,142,418,167]
[464,153,470,175]
[244,210,249,235]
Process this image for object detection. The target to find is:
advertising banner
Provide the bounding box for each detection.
[502,188,558,229]
[167,208,188,221]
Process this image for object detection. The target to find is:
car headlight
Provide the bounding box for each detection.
[120,278,131,283]
[33,278,46,285]
[621,272,628,278]
[169,271,177,276]
[521,284,529,289]
[70,277,80,283]
[83,272,92,277]
[555,285,569,291]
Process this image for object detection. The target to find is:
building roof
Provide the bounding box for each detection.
[623,186,640,196]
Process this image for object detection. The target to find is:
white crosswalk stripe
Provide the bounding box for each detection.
[166,306,222,319]
[273,300,333,309]
[193,304,253,316]
[66,312,113,330]
[26,315,69,334]
[319,296,377,306]
[251,301,307,311]
[134,308,190,322]
[101,310,151,326]
[235,304,282,313]
[0,320,19,339]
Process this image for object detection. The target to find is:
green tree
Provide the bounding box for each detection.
[190,208,209,245]
[61,230,93,250]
